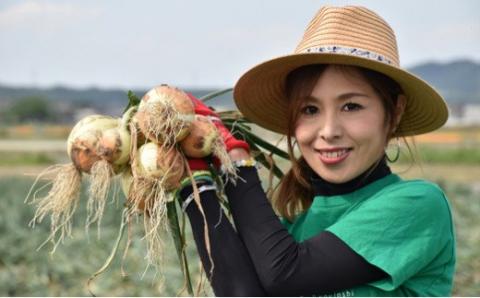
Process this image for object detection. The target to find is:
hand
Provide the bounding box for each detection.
[228,148,251,162]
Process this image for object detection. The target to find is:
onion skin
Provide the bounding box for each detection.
[134,110,155,142]
[180,115,219,158]
[67,115,118,157]
[67,115,131,173]
[120,169,133,197]
[98,126,131,167]
[136,85,195,144]
[137,142,185,190]
[141,85,194,112]
[69,130,103,173]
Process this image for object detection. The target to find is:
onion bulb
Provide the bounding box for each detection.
[135,85,195,145]
[135,142,185,190]
[67,115,131,173]
[180,115,237,180]
[29,114,132,247]
[129,142,186,267]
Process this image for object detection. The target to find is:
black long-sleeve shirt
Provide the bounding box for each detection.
[180,159,390,296]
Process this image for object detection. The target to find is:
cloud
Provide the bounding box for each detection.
[0,0,101,28]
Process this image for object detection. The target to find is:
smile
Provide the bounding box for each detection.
[316,148,352,165]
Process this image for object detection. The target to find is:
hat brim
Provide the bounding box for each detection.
[233,53,449,137]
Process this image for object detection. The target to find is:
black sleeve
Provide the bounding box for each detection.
[224,167,388,296]
[179,183,266,296]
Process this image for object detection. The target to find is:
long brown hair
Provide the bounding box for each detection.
[273,64,405,221]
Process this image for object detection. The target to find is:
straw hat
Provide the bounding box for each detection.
[233,5,448,137]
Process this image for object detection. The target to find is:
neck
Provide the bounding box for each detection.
[310,156,391,196]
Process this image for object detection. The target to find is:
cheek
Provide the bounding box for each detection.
[294,121,314,146]
[347,113,388,148]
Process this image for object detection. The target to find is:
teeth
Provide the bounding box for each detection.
[321,149,348,158]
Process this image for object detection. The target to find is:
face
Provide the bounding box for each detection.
[294,66,392,183]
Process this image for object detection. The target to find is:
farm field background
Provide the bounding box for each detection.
[0,125,479,296]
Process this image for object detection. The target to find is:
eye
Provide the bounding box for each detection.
[300,105,318,115]
[342,102,363,112]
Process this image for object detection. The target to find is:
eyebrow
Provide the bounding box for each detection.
[337,92,370,101]
[303,92,370,103]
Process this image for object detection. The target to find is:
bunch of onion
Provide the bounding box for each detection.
[122,85,238,273]
[134,84,236,181]
[26,112,132,250]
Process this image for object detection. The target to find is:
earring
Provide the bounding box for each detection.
[386,138,400,163]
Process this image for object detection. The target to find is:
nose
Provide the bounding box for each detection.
[318,111,342,141]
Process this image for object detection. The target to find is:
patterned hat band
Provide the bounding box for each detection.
[301,45,394,66]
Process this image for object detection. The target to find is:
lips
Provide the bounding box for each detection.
[316,147,352,165]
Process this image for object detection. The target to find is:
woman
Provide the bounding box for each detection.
[179,5,455,296]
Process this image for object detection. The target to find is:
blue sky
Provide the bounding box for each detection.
[0,0,479,89]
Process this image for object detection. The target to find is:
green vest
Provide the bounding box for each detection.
[283,174,456,296]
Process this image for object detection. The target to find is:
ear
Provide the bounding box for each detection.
[392,94,407,133]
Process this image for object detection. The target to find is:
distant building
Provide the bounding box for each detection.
[446,103,480,126]
[462,104,480,125]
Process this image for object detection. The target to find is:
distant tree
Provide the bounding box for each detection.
[6,96,57,123]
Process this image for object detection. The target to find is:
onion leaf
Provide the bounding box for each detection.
[167,201,194,296]
[123,90,141,113]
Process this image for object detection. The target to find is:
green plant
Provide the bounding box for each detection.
[0,152,55,166]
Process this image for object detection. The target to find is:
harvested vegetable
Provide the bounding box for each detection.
[27,114,131,249]
[135,85,195,145]
[25,86,287,296]
[129,142,186,266]
[180,114,237,180]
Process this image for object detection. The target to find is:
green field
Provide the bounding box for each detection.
[1,130,480,296]
[1,169,479,296]
[0,177,212,296]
